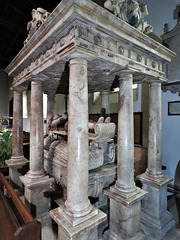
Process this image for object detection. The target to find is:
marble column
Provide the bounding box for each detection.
[137,82,175,239]
[104,71,147,240]
[50,57,106,240]
[27,80,46,178]
[101,90,110,117]
[46,93,55,134]
[146,82,163,179]
[20,80,54,240]
[115,72,136,195]
[64,58,92,218]
[6,90,28,188]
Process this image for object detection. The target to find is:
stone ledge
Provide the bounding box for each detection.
[103,229,146,240]
[20,174,54,189]
[6,157,29,168]
[137,173,173,188]
[50,205,106,238]
[105,186,147,207]
[57,205,98,227]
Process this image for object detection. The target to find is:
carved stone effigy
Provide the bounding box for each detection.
[24,8,50,45]
[44,117,117,199]
[104,0,153,34]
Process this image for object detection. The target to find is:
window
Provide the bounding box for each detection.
[23,91,28,118]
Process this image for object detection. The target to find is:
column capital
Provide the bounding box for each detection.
[13,90,23,94]
[118,70,134,80]
[149,82,161,88]
[31,79,43,86]
[100,90,110,95]
[69,57,88,66]
[12,87,25,93]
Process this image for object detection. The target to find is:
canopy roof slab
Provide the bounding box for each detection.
[5,0,175,94]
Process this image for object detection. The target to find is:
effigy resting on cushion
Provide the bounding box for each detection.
[44,116,117,198]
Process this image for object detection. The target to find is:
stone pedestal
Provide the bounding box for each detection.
[137,83,175,239]
[104,187,147,240]
[6,91,28,188]
[6,157,28,188]
[137,174,175,239]
[20,175,54,240]
[50,204,106,240]
[20,175,53,217]
[104,71,147,240]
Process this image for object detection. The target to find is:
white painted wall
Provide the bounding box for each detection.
[54,94,67,116]
[23,93,67,133]
[162,91,180,180]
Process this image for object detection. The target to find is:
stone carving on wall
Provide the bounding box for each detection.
[24,8,50,45]
[104,0,153,34]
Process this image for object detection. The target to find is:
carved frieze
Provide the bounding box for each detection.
[13,27,76,84]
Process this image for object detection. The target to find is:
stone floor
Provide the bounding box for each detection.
[163,226,180,240]
[142,224,180,240]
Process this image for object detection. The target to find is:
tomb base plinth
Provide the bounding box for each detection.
[137,173,175,239]
[50,204,106,240]
[103,186,147,240]
[20,174,54,240]
[20,174,54,217]
[6,156,28,188]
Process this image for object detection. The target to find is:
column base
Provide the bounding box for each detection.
[103,186,147,240]
[6,156,29,188]
[141,212,175,240]
[50,203,107,240]
[20,174,54,218]
[38,212,54,240]
[103,229,146,240]
[137,173,175,239]
[63,204,98,227]
[26,169,47,179]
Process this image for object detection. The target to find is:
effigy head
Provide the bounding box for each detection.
[126,0,141,28]
[104,0,153,34]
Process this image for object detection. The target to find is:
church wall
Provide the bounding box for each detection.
[0,69,11,116]
[54,94,67,116]
[162,91,180,183]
